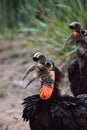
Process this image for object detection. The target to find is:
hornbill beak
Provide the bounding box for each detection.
[64,32,80,48]
[22,64,36,81]
[22,52,46,80]
[25,61,52,88]
[64,22,83,48]
[22,52,48,88]
[25,61,54,88]
[24,62,46,88]
[25,70,41,88]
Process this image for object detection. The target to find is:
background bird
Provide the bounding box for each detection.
[64,22,87,96]
[22,52,87,130]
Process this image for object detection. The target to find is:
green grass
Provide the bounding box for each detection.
[0,0,87,59]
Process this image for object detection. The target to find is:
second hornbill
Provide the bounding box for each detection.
[64,22,87,96]
[22,52,87,130]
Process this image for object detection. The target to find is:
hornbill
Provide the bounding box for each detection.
[22,52,87,130]
[64,22,87,96]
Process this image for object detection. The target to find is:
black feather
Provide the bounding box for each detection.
[68,29,87,96]
[22,66,87,130]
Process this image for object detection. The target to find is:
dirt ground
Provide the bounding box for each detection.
[0,36,71,130]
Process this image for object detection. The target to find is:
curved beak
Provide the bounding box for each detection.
[22,53,46,81]
[25,73,40,88]
[64,33,75,48]
[22,52,51,88]
[24,62,47,88]
[64,31,80,48]
[22,64,36,81]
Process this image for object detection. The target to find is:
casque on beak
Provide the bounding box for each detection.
[69,22,81,32]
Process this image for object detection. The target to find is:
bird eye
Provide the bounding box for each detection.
[45,61,52,68]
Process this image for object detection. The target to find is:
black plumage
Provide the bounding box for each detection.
[64,22,87,96]
[22,53,87,130]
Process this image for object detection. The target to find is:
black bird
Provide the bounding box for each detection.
[22,53,87,130]
[64,22,87,96]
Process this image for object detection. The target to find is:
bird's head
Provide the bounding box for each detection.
[64,22,87,58]
[23,52,54,88]
[22,52,64,99]
[64,22,87,48]
[23,52,56,100]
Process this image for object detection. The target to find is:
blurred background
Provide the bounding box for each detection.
[0,0,87,130]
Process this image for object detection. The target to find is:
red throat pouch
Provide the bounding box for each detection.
[40,71,55,100]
